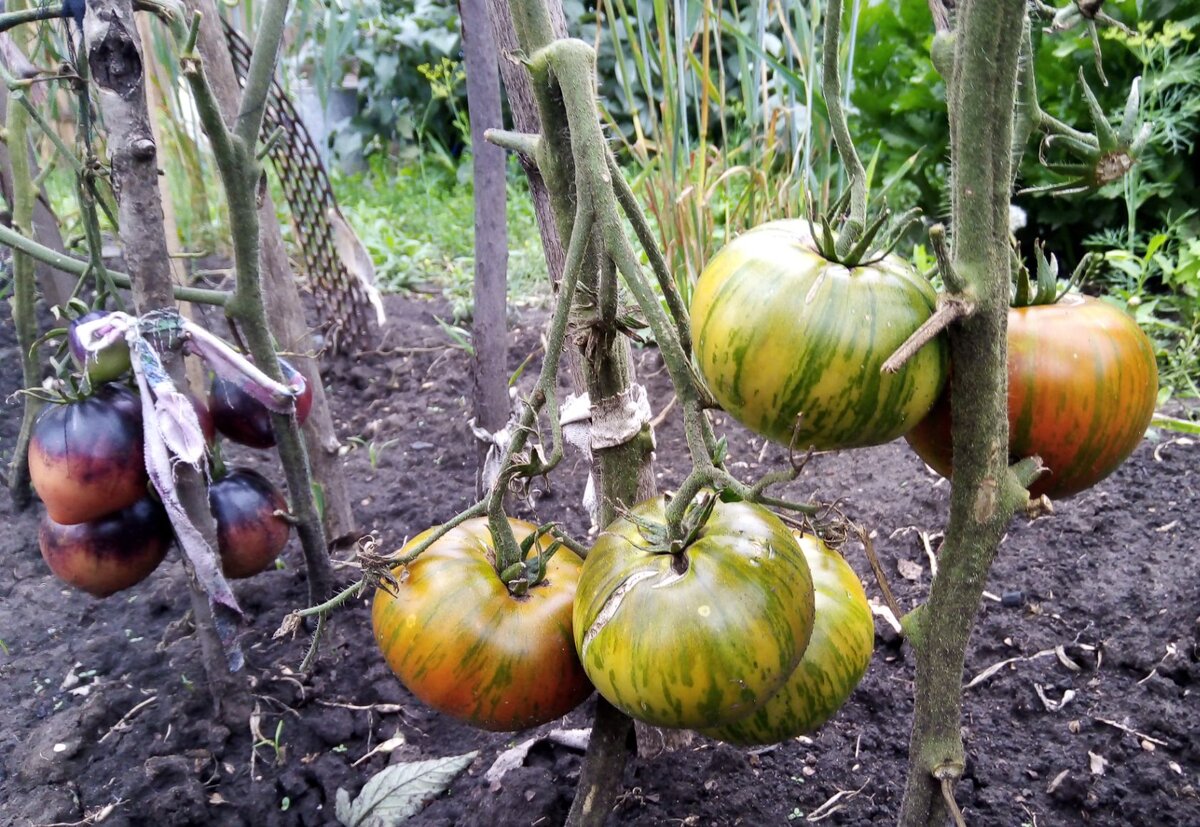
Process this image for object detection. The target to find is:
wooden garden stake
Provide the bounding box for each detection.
[82,0,247,719]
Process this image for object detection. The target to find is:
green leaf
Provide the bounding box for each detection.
[335,751,478,827]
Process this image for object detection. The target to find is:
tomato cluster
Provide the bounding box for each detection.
[374,501,872,741]
[573,499,871,738]
[360,218,1158,748]
[692,221,1158,499]
[26,343,305,596]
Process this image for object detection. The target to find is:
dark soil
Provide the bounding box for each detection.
[2,292,1198,827]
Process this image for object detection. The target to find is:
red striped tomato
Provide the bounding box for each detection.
[689,220,948,450]
[906,294,1158,498]
[573,497,815,729]
[372,518,592,731]
[702,533,873,745]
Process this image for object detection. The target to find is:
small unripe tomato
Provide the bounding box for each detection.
[68,311,132,383]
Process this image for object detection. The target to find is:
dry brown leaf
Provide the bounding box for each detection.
[897,559,923,581]
[1046,769,1070,794]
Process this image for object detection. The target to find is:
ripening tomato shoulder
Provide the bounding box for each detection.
[39,495,173,597]
[702,532,873,745]
[28,384,148,525]
[208,468,291,578]
[209,358,312,449]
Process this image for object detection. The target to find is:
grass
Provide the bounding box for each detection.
[329,154,549,320]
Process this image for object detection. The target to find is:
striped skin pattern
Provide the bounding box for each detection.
[372,518,593,732]
[905,294,1158,498]
[689,220,948,450]
[573,498,815,730]
[703,533,874,746]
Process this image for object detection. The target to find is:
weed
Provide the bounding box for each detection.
[330,157,548,318]
[346,436,401,469]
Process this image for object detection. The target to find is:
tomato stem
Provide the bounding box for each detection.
[882,295,975,375]
[823,0,867,257]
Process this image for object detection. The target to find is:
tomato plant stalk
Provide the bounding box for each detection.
[3,8,40,510]
[898,2,1040,824]
[169,0,335,603]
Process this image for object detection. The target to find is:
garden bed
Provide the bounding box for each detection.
[1,292,1197,826]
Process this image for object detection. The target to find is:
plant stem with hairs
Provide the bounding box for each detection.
[823,0,866,258]
[897,3,1039,824]
[169,1,334,603]
[0,223,230,304]
[3,8,40,508]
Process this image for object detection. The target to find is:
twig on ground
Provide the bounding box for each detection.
[98,696,158,743]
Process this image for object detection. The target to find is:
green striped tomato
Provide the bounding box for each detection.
[702,533,873,746]
[690,220,948,450]
[573,497,815,729]
[905,294,1158,498]
[372,518,593,731]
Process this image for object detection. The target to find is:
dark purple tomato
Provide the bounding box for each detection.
[208,358,313,449]
[28,384,148,525]
[188,393,216,446]
[68,311,131,382]
[39,495,172,597]
[208,468,291,578]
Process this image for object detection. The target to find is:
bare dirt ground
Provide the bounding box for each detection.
[2,292,1198,826]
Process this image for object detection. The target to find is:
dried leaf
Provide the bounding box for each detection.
[484,736,537,788]
[897,559,923,581]
[868,599,902,634]
[352,734,406,767]
[1055,645,1082,672]
[1088,751,1108,776]
[1046,769,1070,794]
[484,729,591,787]
[1035,683,1076,712]
[964,648,1055,690]
[335,750,477,827]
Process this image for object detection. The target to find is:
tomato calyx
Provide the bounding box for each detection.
[806,188,922,269]
[1019,70,1150,198]
[623,489,720,570]
[1012,240,1096,307]
[499,521,562,597]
